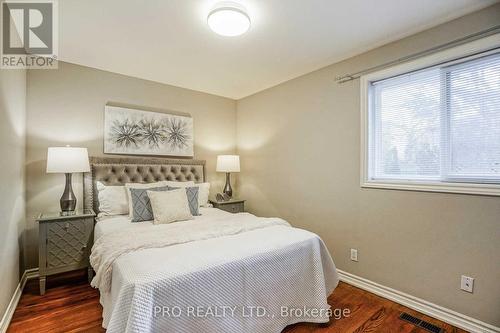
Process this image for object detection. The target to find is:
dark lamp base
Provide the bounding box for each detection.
[223,172,233,198]
[60,173,77,212]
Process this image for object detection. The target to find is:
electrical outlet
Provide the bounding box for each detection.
[350,248,358,262]
[461,275,474,293]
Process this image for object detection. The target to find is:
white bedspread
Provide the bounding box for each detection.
[93,208,339,333]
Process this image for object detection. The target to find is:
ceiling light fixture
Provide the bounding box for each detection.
[207,2,250,37]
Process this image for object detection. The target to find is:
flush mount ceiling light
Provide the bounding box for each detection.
[207,2,250,37]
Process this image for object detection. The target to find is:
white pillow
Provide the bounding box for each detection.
[192,182,210,207]
[96,182,129,217]
[165,181,208,207]
[165,181,195,187]
[148,189,193,224]
[125,181,168,218]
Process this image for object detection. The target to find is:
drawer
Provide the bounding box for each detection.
[220,202,244,213]
[45,219,92,269]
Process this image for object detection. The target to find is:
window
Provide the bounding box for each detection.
[361,46,500,196]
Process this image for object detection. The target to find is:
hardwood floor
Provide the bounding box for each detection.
[7,270,468,333]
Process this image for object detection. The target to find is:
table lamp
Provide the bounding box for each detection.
[46,146,90,213]
[216,155,240,198]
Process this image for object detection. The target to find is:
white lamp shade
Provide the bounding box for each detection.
[46,147,90,173]
[216,155,240,173]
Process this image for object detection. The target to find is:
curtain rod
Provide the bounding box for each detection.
[335,25,500,84]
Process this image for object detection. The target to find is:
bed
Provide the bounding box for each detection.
[84,157,339,333]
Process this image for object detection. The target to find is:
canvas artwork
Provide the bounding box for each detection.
[104,105,194,157]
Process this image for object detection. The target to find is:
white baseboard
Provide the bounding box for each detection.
[24,268,39,280]
[0,268,39,333]
[337,269,500,333]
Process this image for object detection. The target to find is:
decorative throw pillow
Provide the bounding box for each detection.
[96,182,129,217]
[167,186,200,216]
[192,182,210,207]
[125,181,168,219]
[148,189,193,225]
[129,186,170,222]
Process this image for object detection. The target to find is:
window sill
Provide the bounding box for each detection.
[361,180,500,197]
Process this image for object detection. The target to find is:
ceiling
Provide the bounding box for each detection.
[58,0,496,99]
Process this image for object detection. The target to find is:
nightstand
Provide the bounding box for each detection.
[209,198,245,213]
[37,209,95,295]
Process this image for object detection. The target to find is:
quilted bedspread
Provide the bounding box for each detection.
[93,209,339,333]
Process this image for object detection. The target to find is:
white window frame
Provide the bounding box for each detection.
[360,34,500,196]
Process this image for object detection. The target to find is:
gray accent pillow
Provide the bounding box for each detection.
[130,186,170,222]
[167,186,200,216]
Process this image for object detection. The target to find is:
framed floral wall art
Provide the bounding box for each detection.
[104,105,194,157]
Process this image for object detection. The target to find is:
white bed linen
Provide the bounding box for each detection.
[94,207,229,239]
[94,208,339,333]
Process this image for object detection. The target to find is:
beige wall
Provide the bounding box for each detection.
[25,62,237,268]
[0,69,26,318]
[236,5,500,326]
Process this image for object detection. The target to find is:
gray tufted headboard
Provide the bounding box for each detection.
[83,156,205,214]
